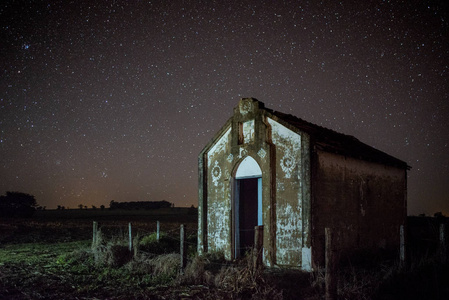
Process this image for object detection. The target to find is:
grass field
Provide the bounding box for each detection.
[0,211,448,299]
[0,208,202,299]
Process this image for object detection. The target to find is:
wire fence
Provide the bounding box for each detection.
[90,221,268,271]
[91,220,198,270]
[93,221,196,241]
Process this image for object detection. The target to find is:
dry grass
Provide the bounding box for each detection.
[91,229,133,267]
[179,250,283,300]
[178,254,215,285]
[152,253,181,275]
[309,267,325,291]
[91,228,182,283]
[2,214,447,299]
[306,250,449,300]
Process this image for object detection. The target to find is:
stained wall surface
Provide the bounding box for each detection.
[205,126,233,258]
[267,117,306,267]
[199,99,314,268]
[311,150,407,268]
[199,98,405,271]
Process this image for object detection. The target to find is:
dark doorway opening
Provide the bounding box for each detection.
[237,177,259,257]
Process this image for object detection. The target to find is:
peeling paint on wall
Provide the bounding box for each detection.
[200,98,407,271]
[243,120,255,144]
[268,117,303,266]
[301,247,312,271]
[276,202,303,265]
[205,125,232,259]
[268,118,301,179]
[207,127,231,167]
[263,248,271,267]
[207,199,230,253]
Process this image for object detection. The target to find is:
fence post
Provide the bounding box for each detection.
[128,222,132,252]
[325,227,337,300]
[253,225,264,270]
[400,224,406,266]
[180,224,187,273]
[440,223,447,261]
[157,221,160,241]
[92,221,98,249]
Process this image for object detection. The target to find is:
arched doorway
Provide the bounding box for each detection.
[234,156,262,258]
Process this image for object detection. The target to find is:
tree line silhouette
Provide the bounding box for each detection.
[0,191,37,217]
[109,200,173,210]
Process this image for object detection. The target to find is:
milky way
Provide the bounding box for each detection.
[0,0,448,215]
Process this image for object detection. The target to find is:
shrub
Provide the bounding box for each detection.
[56,248,95,274]
[124,252,181,286]
[140,232,165,245]
[91,229,133,267]
[138,232,178,255]
[108,245,133,267]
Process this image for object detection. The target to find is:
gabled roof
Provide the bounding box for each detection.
[264,104,410,170]
[201,98,410,170]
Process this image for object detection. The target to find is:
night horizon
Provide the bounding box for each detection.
[1,0,448,215]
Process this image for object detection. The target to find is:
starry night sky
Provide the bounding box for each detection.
[1,0,448,215]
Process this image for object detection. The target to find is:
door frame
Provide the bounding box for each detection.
[233,175,262,259]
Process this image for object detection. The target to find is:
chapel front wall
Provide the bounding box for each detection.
[205,126,233,258]
[267,117,304,267]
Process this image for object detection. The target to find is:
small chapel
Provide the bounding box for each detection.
[198,98,409,270]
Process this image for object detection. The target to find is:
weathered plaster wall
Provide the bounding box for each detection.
[230,99,273,265]
[312,150,407,268]
[201,99,274,263]
[200,98,406,272]
[243,120,255,144]
[206,126,232,258]
[267,117,304,267]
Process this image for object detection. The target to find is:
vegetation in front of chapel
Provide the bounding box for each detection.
[0,211,448,299]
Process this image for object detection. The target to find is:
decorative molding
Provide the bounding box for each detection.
[211,161,222,186]
[257,148,267,159]
[239,99,253,115]
[239,147,248,158]
[280,151,295,178]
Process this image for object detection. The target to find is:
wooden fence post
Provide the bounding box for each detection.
[180,224,187,272]
[325,227,337,300]
[157,221,160,241]
[440,223,447,261]
[253,225,264,270]
[92,221,98,248]
[400,224,406,266]
[128,222,132,252]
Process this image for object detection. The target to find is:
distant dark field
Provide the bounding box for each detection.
[0,208,198,244]
[0,212,448,299]
[0,208,203,299]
